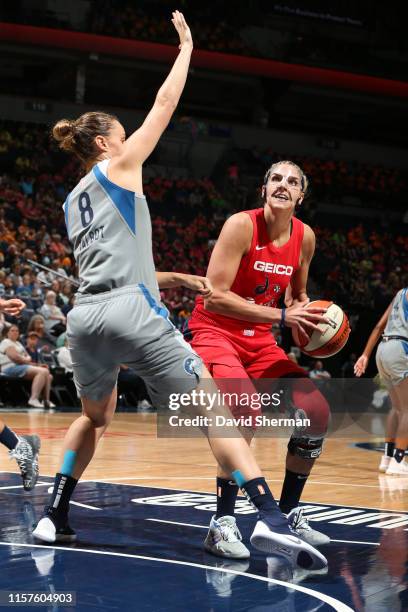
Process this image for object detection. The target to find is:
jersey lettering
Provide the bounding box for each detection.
[78,191,94,228]
[254,261,293,276]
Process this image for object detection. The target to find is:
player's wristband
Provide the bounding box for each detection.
[280,306,286,330]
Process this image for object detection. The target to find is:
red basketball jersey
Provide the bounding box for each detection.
[190,208,304,337]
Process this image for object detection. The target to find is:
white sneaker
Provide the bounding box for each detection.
[287,507,330,546]
[33,516,77,543]
[250,512,328,570]
[386,458,408,476]
[204,515,250,559]
[28,398,44,409]
[379,456,391,472]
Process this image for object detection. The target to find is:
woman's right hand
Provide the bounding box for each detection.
[171,10,193,49]
[284,303,329,345]
[354,355,368,377]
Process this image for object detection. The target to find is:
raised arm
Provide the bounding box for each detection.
[109,11,193,191]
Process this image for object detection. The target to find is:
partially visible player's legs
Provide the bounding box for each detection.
[277,377,331,546]
[196,368,327,569]
[380,388,399,472]
[386,379,408,475]
[33,388,117,542]
[280,378,329,511]
[247,349,331,547]
[0,418,41,491]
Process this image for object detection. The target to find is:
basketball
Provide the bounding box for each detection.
[292,300,350,358]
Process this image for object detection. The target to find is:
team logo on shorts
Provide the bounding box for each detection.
[184,357,197,376]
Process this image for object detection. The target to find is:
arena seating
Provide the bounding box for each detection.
[1,119,407,404]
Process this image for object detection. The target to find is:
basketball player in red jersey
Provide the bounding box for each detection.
[188,161,331,559]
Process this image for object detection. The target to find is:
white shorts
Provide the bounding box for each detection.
[67,285,202,403]
[376,339,408,389]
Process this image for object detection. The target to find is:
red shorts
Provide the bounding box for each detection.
[188,323,306,420]
[189,326,305,379]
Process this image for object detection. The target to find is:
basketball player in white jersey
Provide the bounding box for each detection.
[32,11,327,571]
[0,297,40,490]
[355,287,408,475]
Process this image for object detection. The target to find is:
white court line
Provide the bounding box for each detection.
[86,479,408,515]
[0,541,353,612]
[88,476,383,488]
[0,471,399,489]
[69,501,101,511]
[1,472,406,515]
[147,519,380,546]
[0,482,49,491]
[331,539,379,546]
[146,518,207,529]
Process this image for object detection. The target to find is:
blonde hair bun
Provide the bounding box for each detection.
[52,119,75,151]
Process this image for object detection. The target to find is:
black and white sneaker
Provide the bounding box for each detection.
[33,509,76,544]
[250,510,327,571]
[9,434,41,491]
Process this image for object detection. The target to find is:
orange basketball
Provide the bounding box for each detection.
[292,300,350,358]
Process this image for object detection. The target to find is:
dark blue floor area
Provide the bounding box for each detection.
[0,472,407,611]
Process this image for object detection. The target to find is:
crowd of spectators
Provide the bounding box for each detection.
[313,225,407,312]
[0,119,407,404]
[219,147,408,209]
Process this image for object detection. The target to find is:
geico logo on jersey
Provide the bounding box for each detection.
[254,261,293,275]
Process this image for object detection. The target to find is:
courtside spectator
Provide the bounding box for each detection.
[0,324,54,408]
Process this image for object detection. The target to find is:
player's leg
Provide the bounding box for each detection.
[195,367,327,568]
[207,364,255,559]
[376,341,408,475]
[0,417,41,491]
[250,348,330,546]
[386,378,408,475]
[33,386,117,542]
[380,387,399,472]
[189,330,255,558]
[141,324,327,569]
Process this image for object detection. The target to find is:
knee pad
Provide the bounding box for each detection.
[283,377,330,458]
[288,435,324,459]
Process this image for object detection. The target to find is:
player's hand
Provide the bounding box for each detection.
[354,355,368,377]
[182,275,213,297]
[0,298,26,316]
[171,10,193,49]
[284,303,329,344]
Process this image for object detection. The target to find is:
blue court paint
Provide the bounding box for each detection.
[61,450,77,476]
[232,470,246,487]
